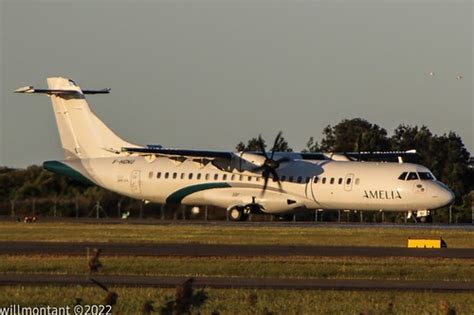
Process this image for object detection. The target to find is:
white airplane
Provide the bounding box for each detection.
[15,77,454,222]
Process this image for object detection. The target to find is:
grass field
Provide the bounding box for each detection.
[0,286,472,315]
[0,222,473,314]
[2,255,474,282]
[0,222,473,247]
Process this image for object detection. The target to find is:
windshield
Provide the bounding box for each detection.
[418,172,435,180]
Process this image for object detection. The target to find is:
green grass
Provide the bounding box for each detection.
[0,222,473,247]
[1,255,473,282]
[0,286,472,315]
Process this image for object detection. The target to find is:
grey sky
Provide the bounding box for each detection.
[1,0,472,168]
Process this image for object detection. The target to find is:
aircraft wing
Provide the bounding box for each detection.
[300,150,419,162]
[121,147,234,159]
[122,146,418,163]
[344,150,419,162]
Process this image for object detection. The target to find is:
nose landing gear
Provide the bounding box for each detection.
[407,210,432,223]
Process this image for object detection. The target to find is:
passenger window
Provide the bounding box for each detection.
[398,172,408,181]
[338,178,343,185]
[165,172,169,179]
[355,178,360,185]
[223,174,227,180]
[248,176,252,181]
[256,177,260,182]
[330,178,335,184]
[197,173,201,180]
[148,171,153,179]
[188,173,193,180]
[214,174,219,180]
[297,176,302,183]
[205,174,210,180]
[314,177,319,184]
[322,177,326,184]
[406,172,418,181]
[288,176,294,182]
[231,174,235,181]
[306,177,310,183]
[180,173,185,179]
[173,172,177,179]
[157,172,161,179]
[281,176,286,182]
[239,175,243,181]
[346,177,351,185]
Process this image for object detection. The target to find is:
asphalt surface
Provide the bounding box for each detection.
[0,274,472,291]
[1,241,473,258]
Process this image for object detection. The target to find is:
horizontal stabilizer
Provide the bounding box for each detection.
[14,86,110,95]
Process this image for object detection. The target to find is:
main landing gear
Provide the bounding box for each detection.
[228,206,249,222]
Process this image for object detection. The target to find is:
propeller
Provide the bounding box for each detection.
[252,132,290,194]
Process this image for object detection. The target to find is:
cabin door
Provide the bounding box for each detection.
[130,170,141,194]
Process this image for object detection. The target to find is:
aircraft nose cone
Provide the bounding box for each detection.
[443,188,455,206]
[437,185,455,207]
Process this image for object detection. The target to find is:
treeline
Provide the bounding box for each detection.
[0,118,472,221]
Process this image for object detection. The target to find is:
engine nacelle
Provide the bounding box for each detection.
[237,152,267,166]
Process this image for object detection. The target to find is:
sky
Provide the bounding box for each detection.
[0,0,472,168]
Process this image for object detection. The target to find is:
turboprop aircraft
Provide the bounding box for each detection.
[15,77,454,222]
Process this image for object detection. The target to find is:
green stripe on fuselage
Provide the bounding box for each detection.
[166,182,231,204]
[43,160,95,185]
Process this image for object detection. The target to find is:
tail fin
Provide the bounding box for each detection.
[16,77,138,159]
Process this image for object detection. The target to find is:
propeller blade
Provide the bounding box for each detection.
[261,169,270,195]
[269,168,283,192]
[258,135,268,159]
[270,131,282,160]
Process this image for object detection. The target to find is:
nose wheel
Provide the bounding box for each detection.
[408,210,433,223]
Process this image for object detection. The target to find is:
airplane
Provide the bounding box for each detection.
[15,77,455,222]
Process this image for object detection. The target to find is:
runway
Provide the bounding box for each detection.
[0,274,472,291]
[1,241,473,258]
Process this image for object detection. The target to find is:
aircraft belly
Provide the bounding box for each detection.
[180,188,307,214]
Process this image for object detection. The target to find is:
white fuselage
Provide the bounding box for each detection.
[56,156,454,215]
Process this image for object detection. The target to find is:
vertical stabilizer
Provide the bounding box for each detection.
[17,77,138,159]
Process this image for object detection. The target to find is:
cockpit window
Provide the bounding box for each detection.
[398,172,407,180]
[406,172,419,181]
[418,172,434,180]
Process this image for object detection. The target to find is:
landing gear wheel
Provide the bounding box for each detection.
[228,206,248,221]
[277,214,294,221]
[419,215,432,223]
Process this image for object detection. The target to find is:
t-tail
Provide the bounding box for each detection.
[15,77,140,185]
[15,77,138,159]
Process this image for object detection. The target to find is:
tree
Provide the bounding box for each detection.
[302,137,320,152]
[320,118,391,152]
[235,137,266,152]
[235,132,293,152]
